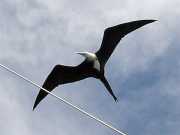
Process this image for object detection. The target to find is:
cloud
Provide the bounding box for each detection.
[0,0,180,135]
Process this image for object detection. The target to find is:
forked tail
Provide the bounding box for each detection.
[100,76,117,101]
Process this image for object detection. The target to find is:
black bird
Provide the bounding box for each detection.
[33,20,156,110]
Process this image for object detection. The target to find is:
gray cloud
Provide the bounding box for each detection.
[0,0,180,135]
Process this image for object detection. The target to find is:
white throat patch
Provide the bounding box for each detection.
[85,52,100,71]
[94,59,100,71]
[76,52,101,71]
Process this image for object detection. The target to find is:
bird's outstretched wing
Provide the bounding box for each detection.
[33,65,79,110]
[96,20,156,67]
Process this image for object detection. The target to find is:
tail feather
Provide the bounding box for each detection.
[100,76,117,101]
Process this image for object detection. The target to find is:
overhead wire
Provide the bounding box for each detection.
[0,63,127,135]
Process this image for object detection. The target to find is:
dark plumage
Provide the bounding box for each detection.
[33,20,156,110]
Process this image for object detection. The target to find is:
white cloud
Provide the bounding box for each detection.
[0,0,180,135]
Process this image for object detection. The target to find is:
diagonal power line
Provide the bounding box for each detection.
[0,63,127,135]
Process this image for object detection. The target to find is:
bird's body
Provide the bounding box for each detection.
[33,19,156,110]
[76,52,101,71]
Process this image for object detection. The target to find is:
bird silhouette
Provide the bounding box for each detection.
[33,19,156,110]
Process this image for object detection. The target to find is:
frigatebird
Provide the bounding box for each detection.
[33,20,156,110]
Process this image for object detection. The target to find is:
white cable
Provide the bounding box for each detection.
[0,63,127,135]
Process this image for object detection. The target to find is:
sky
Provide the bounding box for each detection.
[0,0,180,135]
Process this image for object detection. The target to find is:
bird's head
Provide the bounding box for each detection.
[76,52,97,61]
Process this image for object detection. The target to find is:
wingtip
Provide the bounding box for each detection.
[139,19,157,23]
[147,19,158,23]
[32,105,36,111]
[140,19,158,26]
[32,101,38,111]
[151,19,158,22]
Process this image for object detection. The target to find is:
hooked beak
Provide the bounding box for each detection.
[76,52,87,57]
